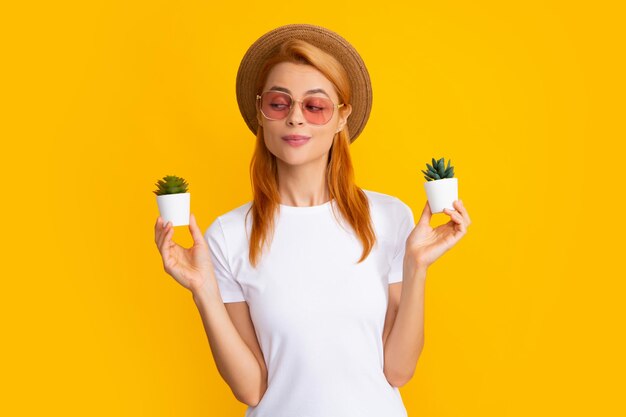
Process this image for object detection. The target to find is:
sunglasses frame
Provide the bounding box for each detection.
[256,91,345,126]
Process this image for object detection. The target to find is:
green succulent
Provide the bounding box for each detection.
[153,175,189,196]
[421,157,454,182]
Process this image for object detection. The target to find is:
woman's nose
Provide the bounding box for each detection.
[286,102,305,126]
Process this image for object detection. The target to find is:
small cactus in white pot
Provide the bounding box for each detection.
[421,157,458,214]
[154,175,190,226]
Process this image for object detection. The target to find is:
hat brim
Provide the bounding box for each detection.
[236,24,372,143]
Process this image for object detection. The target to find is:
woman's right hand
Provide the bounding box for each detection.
[154,213,216,295]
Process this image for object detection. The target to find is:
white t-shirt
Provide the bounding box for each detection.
[204,189,415,417]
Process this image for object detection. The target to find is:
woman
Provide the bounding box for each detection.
[154,24,471,417]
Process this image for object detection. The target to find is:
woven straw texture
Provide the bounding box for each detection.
[235,24,372,143]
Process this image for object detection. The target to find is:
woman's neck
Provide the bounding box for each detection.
[277,161,330,207]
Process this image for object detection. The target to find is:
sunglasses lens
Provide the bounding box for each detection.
[260,91,292,119]
[260,92,335,125]
[302,96,334,124]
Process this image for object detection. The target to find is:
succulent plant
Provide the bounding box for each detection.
[421,157,454,182]
[153,175,189,196]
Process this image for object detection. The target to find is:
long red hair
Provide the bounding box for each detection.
[245,39,376,267]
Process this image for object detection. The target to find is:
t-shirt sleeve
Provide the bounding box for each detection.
[388,200,415,284]
[204,217,246,303]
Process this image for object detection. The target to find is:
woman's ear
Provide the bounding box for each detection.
[337,104,352,132]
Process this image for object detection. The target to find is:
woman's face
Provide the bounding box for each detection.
[258,61,351,169]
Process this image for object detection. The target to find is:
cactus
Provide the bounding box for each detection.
[421,157,454,182]
[153,175,189,196]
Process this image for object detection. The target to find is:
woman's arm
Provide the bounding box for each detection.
[383,199,470,387]
[192,282,267,406]
[383,259,427,387]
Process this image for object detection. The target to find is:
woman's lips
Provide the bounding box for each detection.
[282,135,310,147]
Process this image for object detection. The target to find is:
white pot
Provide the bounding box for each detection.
[156,193,190,226]
[424,178,458,214]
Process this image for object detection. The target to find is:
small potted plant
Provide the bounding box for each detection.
[421,157,458,214]
[154,175,190,226]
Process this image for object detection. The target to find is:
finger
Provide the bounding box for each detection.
[444,208,467,234]
[158,221,173,251]
[189,213,206,246]
[453,200,471,226]
[444,208,466,229]
[158,216,168,229]
[155,216,164,244]
[443,207,462,223]
[160,226,174,265]
[462,200,471,225]
[450,201,464,220]
[161,223,176,257]
[157,221,169,249]
[155,215,169,235]
[417,200,432,226]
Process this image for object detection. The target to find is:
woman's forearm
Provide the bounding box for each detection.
[192,283,266,406]
[383,260,427,387]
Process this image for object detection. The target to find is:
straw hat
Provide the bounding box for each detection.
[235,24,373,143]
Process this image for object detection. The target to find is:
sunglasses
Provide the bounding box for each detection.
[256,91,344,125]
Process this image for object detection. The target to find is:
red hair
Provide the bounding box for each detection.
[245,39,376,268]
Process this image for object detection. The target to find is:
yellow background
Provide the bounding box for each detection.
[2,1,624,415]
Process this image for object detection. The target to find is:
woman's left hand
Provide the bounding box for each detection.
[405,199,471,270]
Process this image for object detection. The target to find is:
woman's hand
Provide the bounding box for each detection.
[154,213,216,295]
[405,200,471,270]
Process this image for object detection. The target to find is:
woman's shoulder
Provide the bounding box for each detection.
[212,200,253,232]
[361,189,414,237]
[361,188,410,212]
[216,200,253,221]
[204,200,252,239]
